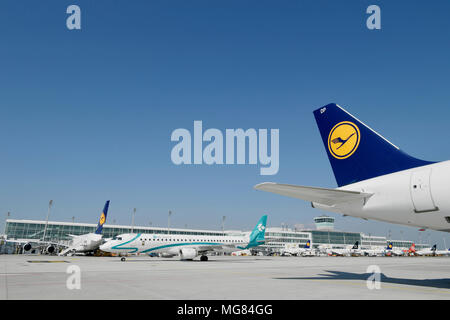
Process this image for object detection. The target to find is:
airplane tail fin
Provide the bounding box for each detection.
[386,242,393,250]
[246,215,267,248]
[352,241,359,249]
[313,103,434,187]
[304,240,311,249]
[95,201,110,235]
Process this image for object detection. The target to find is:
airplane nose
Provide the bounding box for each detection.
[99,243,109,251]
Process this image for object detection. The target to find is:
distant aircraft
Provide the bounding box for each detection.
[404,243,416,256]
[326,241,361,256]
[255,103,450,232]
[414,244,437,256]
[363,242,399,257]
[100,215,267,261]
[58,200,110,256]
[384,242,404,256]
[282,240,314,256]
[434,248,450,256]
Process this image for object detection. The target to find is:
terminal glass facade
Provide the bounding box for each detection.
[309,230,361,248]
[263,228,311,252]
[5,220,228,244]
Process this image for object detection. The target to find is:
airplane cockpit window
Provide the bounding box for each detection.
[112,236,123,241]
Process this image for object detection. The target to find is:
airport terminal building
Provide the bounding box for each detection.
[3,219,229,245]
[2,215,430,254]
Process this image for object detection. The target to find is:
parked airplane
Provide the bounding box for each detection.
[362,242,399,256]
[255,103,450,232]
[415,244,437,256]
[361,246,385,257]
[326,241,361,256]
[404,243,417,256]
[298,240,317,256]
[5,237,60,255]
[59,200,110,256]
[434,248,450,256]
[99,215,267,261]
[282,240,314,256]
[385,242,404,256]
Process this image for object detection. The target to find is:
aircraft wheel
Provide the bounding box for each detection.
[121,257,126,262]
[200,255,208,261]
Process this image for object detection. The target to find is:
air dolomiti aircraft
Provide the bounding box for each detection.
[100,215,267,261]
[255,103,450,232]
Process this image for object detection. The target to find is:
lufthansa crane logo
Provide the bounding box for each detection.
[99,213,106,225]
[328,121,360,159]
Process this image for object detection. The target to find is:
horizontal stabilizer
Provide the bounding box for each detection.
[254,182,372,206]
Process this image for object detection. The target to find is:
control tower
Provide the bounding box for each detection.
[313,215,335,231]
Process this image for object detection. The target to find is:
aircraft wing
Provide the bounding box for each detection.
[194,245,236,254]
[254,182,373,206]
[5,239,63,246]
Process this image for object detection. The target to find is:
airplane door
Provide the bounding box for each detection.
[410,168,438,213]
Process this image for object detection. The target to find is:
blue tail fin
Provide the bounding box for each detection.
[313,103,434,187]
[387,242,393,250]
[95,201,110,235]
[304,240,311,249]
[246,215,267,248]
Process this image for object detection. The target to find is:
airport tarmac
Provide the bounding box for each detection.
[0,255,449,300]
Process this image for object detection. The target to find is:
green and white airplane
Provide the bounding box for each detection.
[100,215,267,261]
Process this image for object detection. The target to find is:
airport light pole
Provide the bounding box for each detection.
[131,208,136,233]
[168,210,172,235]
[222,216,226,234]
[3,211,10,236]
[42,200,53,242]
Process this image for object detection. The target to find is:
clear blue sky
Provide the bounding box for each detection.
[1,1,450,247]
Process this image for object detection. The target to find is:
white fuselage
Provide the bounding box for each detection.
[59,233,103,255]
[327,246,361,256]
[361,247,387,256]
[100,233,251,256]
[314,161,450,232]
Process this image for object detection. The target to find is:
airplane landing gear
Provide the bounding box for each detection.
[121,257,126,262]
[200,255,208,261]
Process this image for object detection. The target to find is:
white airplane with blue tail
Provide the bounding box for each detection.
[255,103,450,232]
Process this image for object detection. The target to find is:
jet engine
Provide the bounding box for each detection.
[179,248,197,260]
[23,243,32,251]
[45,245,56,254]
